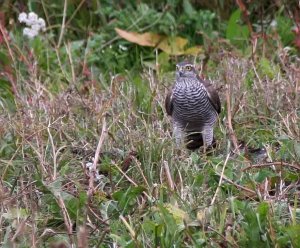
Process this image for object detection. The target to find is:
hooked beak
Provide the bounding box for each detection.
[176,68,183,77]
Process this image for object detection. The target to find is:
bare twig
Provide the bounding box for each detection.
[231,92,246,120]
[65,0,86,28]
[207,226,239,248]
[11,217,29,242]
[225,84,239,152]
[77,226,88,248]
[57,195,74,245]
[88,117,108,197]
[218,173,256,195]
[211,153,230,205]
[114,162,152,200]
[163,160,174,191]
[242,162,300,172]
[47,121,57,180]
[65,42,76,85]
[134,157,150,189]
[119,215,136,238]
[57,0,68,47]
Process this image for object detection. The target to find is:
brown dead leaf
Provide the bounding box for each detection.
[115,28,162,47]
[115,28,202,56]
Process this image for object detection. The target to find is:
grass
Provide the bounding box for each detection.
[1,3,300,248]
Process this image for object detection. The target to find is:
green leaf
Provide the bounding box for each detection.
[183,0,196,17]
[226,9,250,49]
[285,225,300,247]
[193,174,204,187]
[245,69,255,89]
[164,203,190,225]
[0,51,10,65]
[79,191,88,208]
[257,202,269,220]
[276,15,295,46]
[113,186,145,213]
[254,169,276,183]
[258,57,278,79]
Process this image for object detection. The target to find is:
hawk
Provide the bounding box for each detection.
[165,61,221,150]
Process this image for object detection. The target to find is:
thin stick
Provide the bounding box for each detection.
[211,153,230,205]
[113,162,152,200]
[227,177,256,195]
[65,42,76,84]
[47,121,57,180]
[207,226,239,248]
[242,162,300,171]
[119,215,136,238]
[231,92,246,120]
[218,173,256,195]
[88,117,107,197]
[225,85,239,152]
[134,157,150,189]
[163,160,174,191]
[65,0,86,28]
[57,0,68,47]
[57,195,74,245]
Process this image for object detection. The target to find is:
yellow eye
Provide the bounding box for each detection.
[186,65,192,71]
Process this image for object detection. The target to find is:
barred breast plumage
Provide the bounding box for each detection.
[165,61,221,150]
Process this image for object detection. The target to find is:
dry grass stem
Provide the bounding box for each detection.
[242,161,300,171]
[225,86,239,153]
[163,160,175,191]
[57,0,68,47]
[88,117,108,197]
[211,153,230,205]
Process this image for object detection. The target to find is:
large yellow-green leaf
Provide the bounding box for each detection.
[164,203,190,224]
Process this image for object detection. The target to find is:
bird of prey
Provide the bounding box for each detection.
[165,61,221,150]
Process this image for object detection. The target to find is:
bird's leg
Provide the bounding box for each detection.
[202,127,214,153]
[173,123,185,148]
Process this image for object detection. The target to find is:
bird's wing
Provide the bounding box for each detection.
[165,88,174,116]
[202,79,221,114]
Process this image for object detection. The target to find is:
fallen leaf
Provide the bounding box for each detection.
[164,203,190,224]
[115,28,202,55]
[157,36,187,55]
[115,28,162,47]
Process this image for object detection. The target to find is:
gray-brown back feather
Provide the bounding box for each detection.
[165,88,174,116]
[201,79,221,114]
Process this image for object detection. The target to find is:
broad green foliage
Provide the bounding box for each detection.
[275,15,295,46]
[226,9,250,49]
[113,186,145,214]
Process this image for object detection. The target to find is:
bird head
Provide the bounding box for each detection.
[176,61,197,79]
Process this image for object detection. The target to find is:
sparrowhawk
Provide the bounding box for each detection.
[165,61,221,150]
